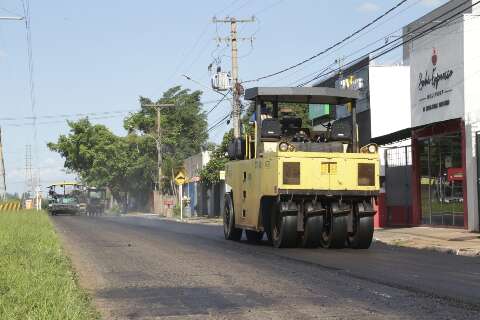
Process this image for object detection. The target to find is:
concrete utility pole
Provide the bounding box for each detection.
[142,103,175,214]
[25,144,33,200]
[0,128,6,201]
[213,16,255,139]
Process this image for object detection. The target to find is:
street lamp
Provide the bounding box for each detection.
[0,16,24,20]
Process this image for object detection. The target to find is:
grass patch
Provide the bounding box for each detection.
[0,210,99,320]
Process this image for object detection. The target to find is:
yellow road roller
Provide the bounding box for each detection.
[223,87,379,249]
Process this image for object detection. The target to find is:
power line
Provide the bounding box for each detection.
[242,0,409,84]
[297,0,478,87]
[206,89,231,115]
[2,113,128,127]
[202,99,228,105]
[0,101,218,123]
[226,0,253,16]
[291,63,336,87]
[0,109,136,121]
[0,6,22,16]
[20,0,40,194]
[253,0,285,16]
[8,165,67,171]
[269,0,424,86]
[159,0,241,91]
[207,112,231,132]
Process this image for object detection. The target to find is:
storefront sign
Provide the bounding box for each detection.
[410,22,464,127]
[338,75,365,90]
[447,167,464,182]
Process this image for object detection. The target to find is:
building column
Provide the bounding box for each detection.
[411,130,422,226]
[465,121,480,232]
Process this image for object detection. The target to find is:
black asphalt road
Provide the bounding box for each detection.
[52,215,480,320]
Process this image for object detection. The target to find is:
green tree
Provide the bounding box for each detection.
[48,86,213,210]
[199,130,233,186]
[48,118,156,211]
[124,86,209,192]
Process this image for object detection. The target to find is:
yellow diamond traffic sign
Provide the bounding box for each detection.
[175,168,186,185]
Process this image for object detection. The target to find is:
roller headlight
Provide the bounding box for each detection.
[360,143,378,154]
[288,144,296,152]
[279,142,289,152]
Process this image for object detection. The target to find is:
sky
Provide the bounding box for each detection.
[0,0,448,195]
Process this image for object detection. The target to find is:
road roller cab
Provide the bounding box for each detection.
[223,87,380,249]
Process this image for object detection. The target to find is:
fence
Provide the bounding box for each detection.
[385,145,412,226]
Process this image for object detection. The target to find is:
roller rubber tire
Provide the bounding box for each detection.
[245,230,264,243]
[301,216,323,248]
[321,215,347,249]
[348,215,374,249]
[272,214,298,248]
[223,194,242,241]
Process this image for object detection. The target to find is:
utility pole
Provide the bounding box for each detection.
[0,6,24,202]
[25,144,33,200]
[141,103,175,215]
[0,128,6,201]
[213,16,255,139]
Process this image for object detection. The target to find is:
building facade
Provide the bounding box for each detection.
[404,0,480,231]
[313,58,411,229]
[310,0,480,231]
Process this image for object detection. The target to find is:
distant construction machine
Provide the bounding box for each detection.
[47,182,85,216]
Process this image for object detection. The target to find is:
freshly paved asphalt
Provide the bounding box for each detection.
[52,215,480,320]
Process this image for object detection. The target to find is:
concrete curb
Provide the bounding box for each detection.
[126,213,223,225]
[374,238,480,257]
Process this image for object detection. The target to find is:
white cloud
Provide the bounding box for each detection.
[357,2,381,13]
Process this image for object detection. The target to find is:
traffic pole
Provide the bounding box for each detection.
[179,184,183,221]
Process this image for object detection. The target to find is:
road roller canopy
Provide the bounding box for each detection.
[47,182,84,196]
[233,86,362,158]
[244,87,360,105]
[48,182,83,187]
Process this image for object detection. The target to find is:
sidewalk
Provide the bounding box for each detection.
[374,227,480,257]
[127,213,480,257]
[127,213,223,225]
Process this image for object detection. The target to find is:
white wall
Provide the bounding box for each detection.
[183,151,211,180]
[369,65,411,138]
[463,13,480,232]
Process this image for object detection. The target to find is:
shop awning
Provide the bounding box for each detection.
[244,87,361,105]
[371,127,412,146]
